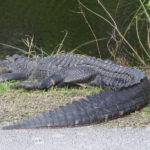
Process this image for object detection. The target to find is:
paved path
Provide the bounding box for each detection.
[0,124,150,150]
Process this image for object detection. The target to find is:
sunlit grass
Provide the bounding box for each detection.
[0,81,102,122]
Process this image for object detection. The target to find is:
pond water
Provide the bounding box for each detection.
[0,0,141,58]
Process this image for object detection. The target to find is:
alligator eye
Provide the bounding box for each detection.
[14,58,18,61]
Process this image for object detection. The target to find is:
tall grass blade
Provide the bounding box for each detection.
[136,17,150,59]
[0,42,33,56]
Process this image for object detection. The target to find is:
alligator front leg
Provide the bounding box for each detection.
[10,82,39,90]
[11,66,101,90]
[11,73,64,90]
[0,73,27,82]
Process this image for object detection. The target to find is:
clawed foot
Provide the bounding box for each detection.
[10,82,39,90]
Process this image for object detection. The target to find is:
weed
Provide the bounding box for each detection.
[76,0,150,66]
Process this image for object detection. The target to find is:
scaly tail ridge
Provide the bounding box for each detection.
[2,77,150,129]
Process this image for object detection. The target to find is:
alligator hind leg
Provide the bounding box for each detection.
[0,73,27,82]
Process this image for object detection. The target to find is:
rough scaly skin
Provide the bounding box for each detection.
[0,53,150,129]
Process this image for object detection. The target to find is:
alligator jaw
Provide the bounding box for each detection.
[0,61,11,75]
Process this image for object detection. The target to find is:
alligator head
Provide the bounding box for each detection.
[0,54,29,75]
[0,60,12,74]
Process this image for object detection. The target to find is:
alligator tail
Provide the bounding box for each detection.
[2,77,150,130]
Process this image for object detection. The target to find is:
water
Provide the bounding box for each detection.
[0,0,142,58]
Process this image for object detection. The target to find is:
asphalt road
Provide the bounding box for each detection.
[0,124,150,150]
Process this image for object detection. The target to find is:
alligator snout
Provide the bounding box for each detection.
[0,61,11,75]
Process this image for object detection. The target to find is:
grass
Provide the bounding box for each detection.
[101,105,150,128]
[0,80,150,128]
[0,81,102,123]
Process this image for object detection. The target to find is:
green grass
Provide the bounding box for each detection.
[0,81,102,122]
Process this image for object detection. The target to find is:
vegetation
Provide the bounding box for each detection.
[76,0,150,66]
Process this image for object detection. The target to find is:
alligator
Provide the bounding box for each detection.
[0,53,150,129]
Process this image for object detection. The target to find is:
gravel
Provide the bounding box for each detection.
[0,124,150,150]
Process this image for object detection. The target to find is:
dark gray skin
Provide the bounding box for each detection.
[0,53,150,129]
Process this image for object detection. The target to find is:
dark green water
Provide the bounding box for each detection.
[0,0,143,58]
